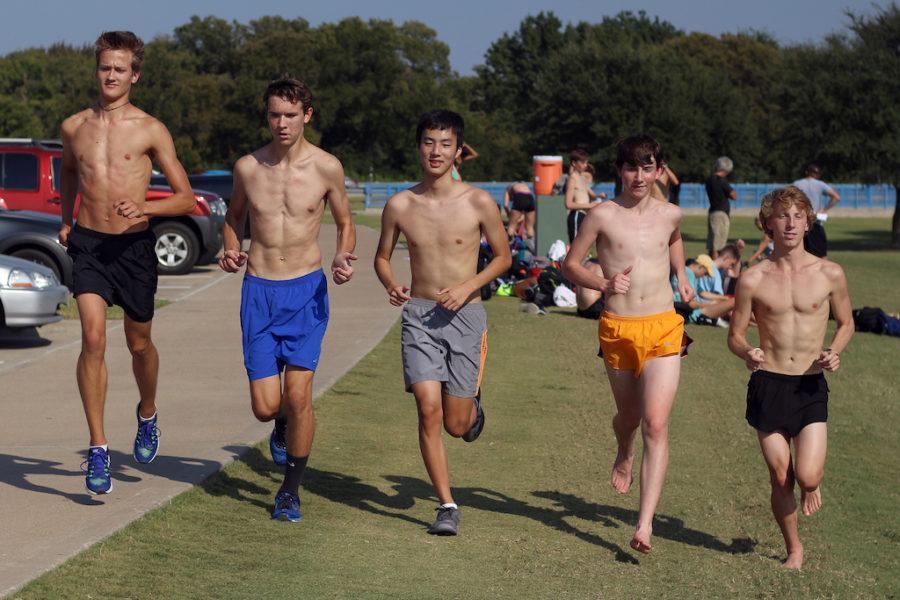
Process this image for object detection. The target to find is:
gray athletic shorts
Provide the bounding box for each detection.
[401,298,488,397]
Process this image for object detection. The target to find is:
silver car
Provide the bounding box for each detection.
[0,254,68,328]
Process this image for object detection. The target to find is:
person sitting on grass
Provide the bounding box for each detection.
[697,244,740,298]
[672,255,734,327]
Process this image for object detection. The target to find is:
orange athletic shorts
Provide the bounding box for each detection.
[598,310,692,378]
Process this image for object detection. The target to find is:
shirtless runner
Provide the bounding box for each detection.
[59,31,196,495]
[728,186,853,569]
[219,76,357,522]
[374,110,511,536]
[562,134,694,554]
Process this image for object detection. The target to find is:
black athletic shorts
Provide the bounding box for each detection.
[567,210,586,243]
[67,223,158,322]
[745,370,828,438]
[510,191,535,213]
[803,221,828,257]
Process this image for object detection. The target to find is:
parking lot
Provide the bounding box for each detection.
[0,266,230,375]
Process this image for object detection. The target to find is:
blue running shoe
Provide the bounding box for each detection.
[82,447,112,495]
[133,404,160,464]
[269,422,287,466]
[272,491,302,522]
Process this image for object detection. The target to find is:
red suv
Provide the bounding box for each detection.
[0,138,224,275]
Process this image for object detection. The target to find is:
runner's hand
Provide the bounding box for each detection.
[331,252,358,285]
[219,249,247,273]
[437,284,471,312]
[677,274,695,303]
[604,266,632,295]
[745,347,765,371]
[114,198,144,219]
[58,223,71,247]
[387,284,411,306]
[817,349,840,372]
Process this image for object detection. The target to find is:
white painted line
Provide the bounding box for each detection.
[169,272,231,301]
[0,272,232,375]
[157,285,192,289]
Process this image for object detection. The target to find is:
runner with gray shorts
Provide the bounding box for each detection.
[373,110,512,536]
[402,299,487,401]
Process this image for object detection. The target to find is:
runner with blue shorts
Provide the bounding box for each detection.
[220,76,356,523]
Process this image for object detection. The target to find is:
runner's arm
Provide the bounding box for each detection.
[668,214,694,302]
[324,158,356,258]
[562,209,607,291]
[144,121,195,217]
[59,120,79,235]
[219,161,249,273]
[323,157,357,284]
[825,264,854,355]
[223,163,248,254]
[374,197,410,305]
[727,273,758,361]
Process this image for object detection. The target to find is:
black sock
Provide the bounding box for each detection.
[273,417,287,444]
[278,453,309,497]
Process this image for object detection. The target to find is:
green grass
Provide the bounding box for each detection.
[13,217,900,599]
[58,297,171,320]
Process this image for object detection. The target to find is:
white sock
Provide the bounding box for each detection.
[138,410,157,422]
[90,444,108,451]
[440,502,458,510]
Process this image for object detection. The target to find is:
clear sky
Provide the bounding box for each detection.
[0,0,879,75]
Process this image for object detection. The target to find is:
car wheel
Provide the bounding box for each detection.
[152,222,199,276]
[10,248,62,282]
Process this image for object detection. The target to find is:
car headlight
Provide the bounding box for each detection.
[211,199,227,216]
[7,269,36,288]
[3,269,56,289]
[31,271,55,289]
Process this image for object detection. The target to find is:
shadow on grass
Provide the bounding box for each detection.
[209,451,754,562]
[827,229,896,251]
[199,446,278,510]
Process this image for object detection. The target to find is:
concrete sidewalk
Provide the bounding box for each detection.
[0,225,409,597]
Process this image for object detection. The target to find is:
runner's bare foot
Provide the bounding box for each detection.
[801,487,822,516]
[630,527,652,554]
[781,546,804,569]
[611,451,634,494]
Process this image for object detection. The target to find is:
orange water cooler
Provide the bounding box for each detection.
[532,155,563,195]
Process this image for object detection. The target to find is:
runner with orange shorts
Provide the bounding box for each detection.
[562,134,694,554]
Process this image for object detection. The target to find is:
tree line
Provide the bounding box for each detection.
[0,7,897,194]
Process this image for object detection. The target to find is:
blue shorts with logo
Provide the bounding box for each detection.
[240,270,329,380]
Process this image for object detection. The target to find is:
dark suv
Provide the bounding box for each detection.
[0,138,225,275]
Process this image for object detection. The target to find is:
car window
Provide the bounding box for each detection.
[2,153,39,190]
[51,157,62,191]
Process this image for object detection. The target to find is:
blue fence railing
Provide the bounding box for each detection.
[364,182,896,210]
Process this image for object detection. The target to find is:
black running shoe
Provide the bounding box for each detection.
[427,506,460,535]
[462,389,484,443]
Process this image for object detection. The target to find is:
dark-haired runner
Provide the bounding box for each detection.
[59,31,197,495]
[374,110,511,535]
[220,76,357,522]
[562,134,694,554]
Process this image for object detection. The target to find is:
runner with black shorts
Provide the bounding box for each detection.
[728,186,853,569]
[59,31,197,495]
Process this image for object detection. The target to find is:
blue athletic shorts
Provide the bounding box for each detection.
[240,270,329,380]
